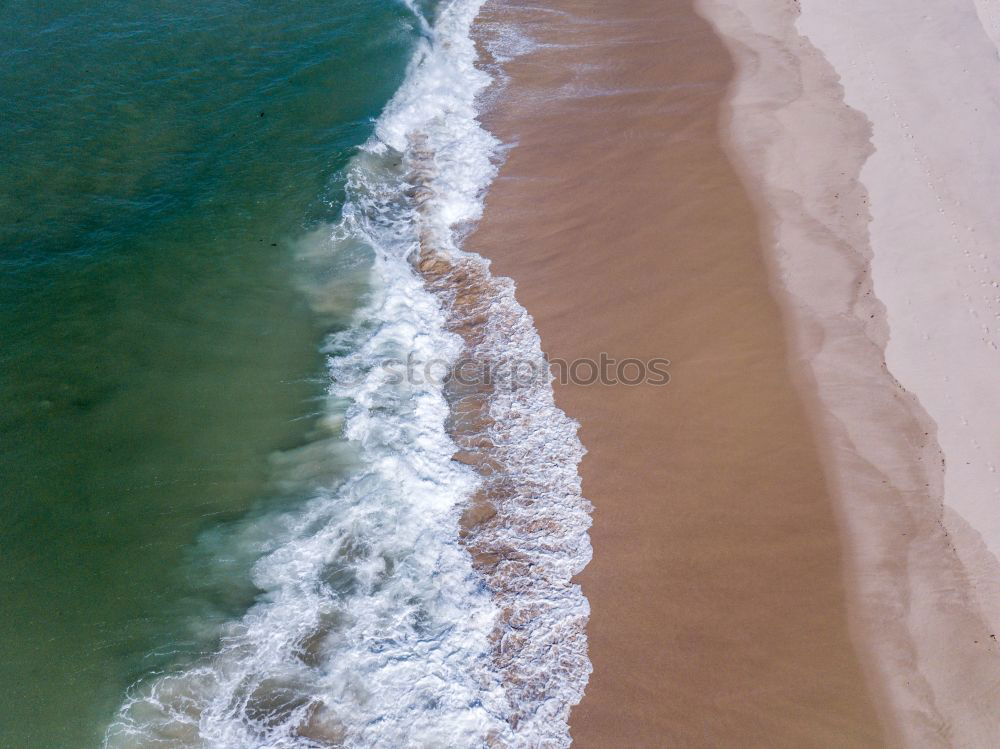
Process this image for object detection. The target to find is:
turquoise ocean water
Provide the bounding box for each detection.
[1,2,419,745]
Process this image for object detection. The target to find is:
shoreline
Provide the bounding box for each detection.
[472,0,883,744]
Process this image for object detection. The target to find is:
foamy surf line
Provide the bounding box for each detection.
[104,1,592,747]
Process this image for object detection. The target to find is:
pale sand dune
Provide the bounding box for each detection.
[798,0,1000,635]
[698,0,1000,743]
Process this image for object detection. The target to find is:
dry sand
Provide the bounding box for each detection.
[471,0,885,745]
[697,0,1000,744]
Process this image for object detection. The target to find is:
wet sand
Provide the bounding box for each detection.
[472,0,884,745]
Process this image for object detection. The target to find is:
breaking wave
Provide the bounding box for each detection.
[105,2,591,746]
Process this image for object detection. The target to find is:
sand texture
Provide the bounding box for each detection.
[472,0,885,745]
[698,0,1000,743]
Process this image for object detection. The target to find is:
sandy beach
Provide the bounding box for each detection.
[473,0,884,744]
[473,0,1000,744]
[698,0,1000,743]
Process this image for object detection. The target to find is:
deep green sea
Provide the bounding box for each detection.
[0,2,420,745]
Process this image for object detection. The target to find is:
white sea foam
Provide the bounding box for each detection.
[105,1,591,746]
